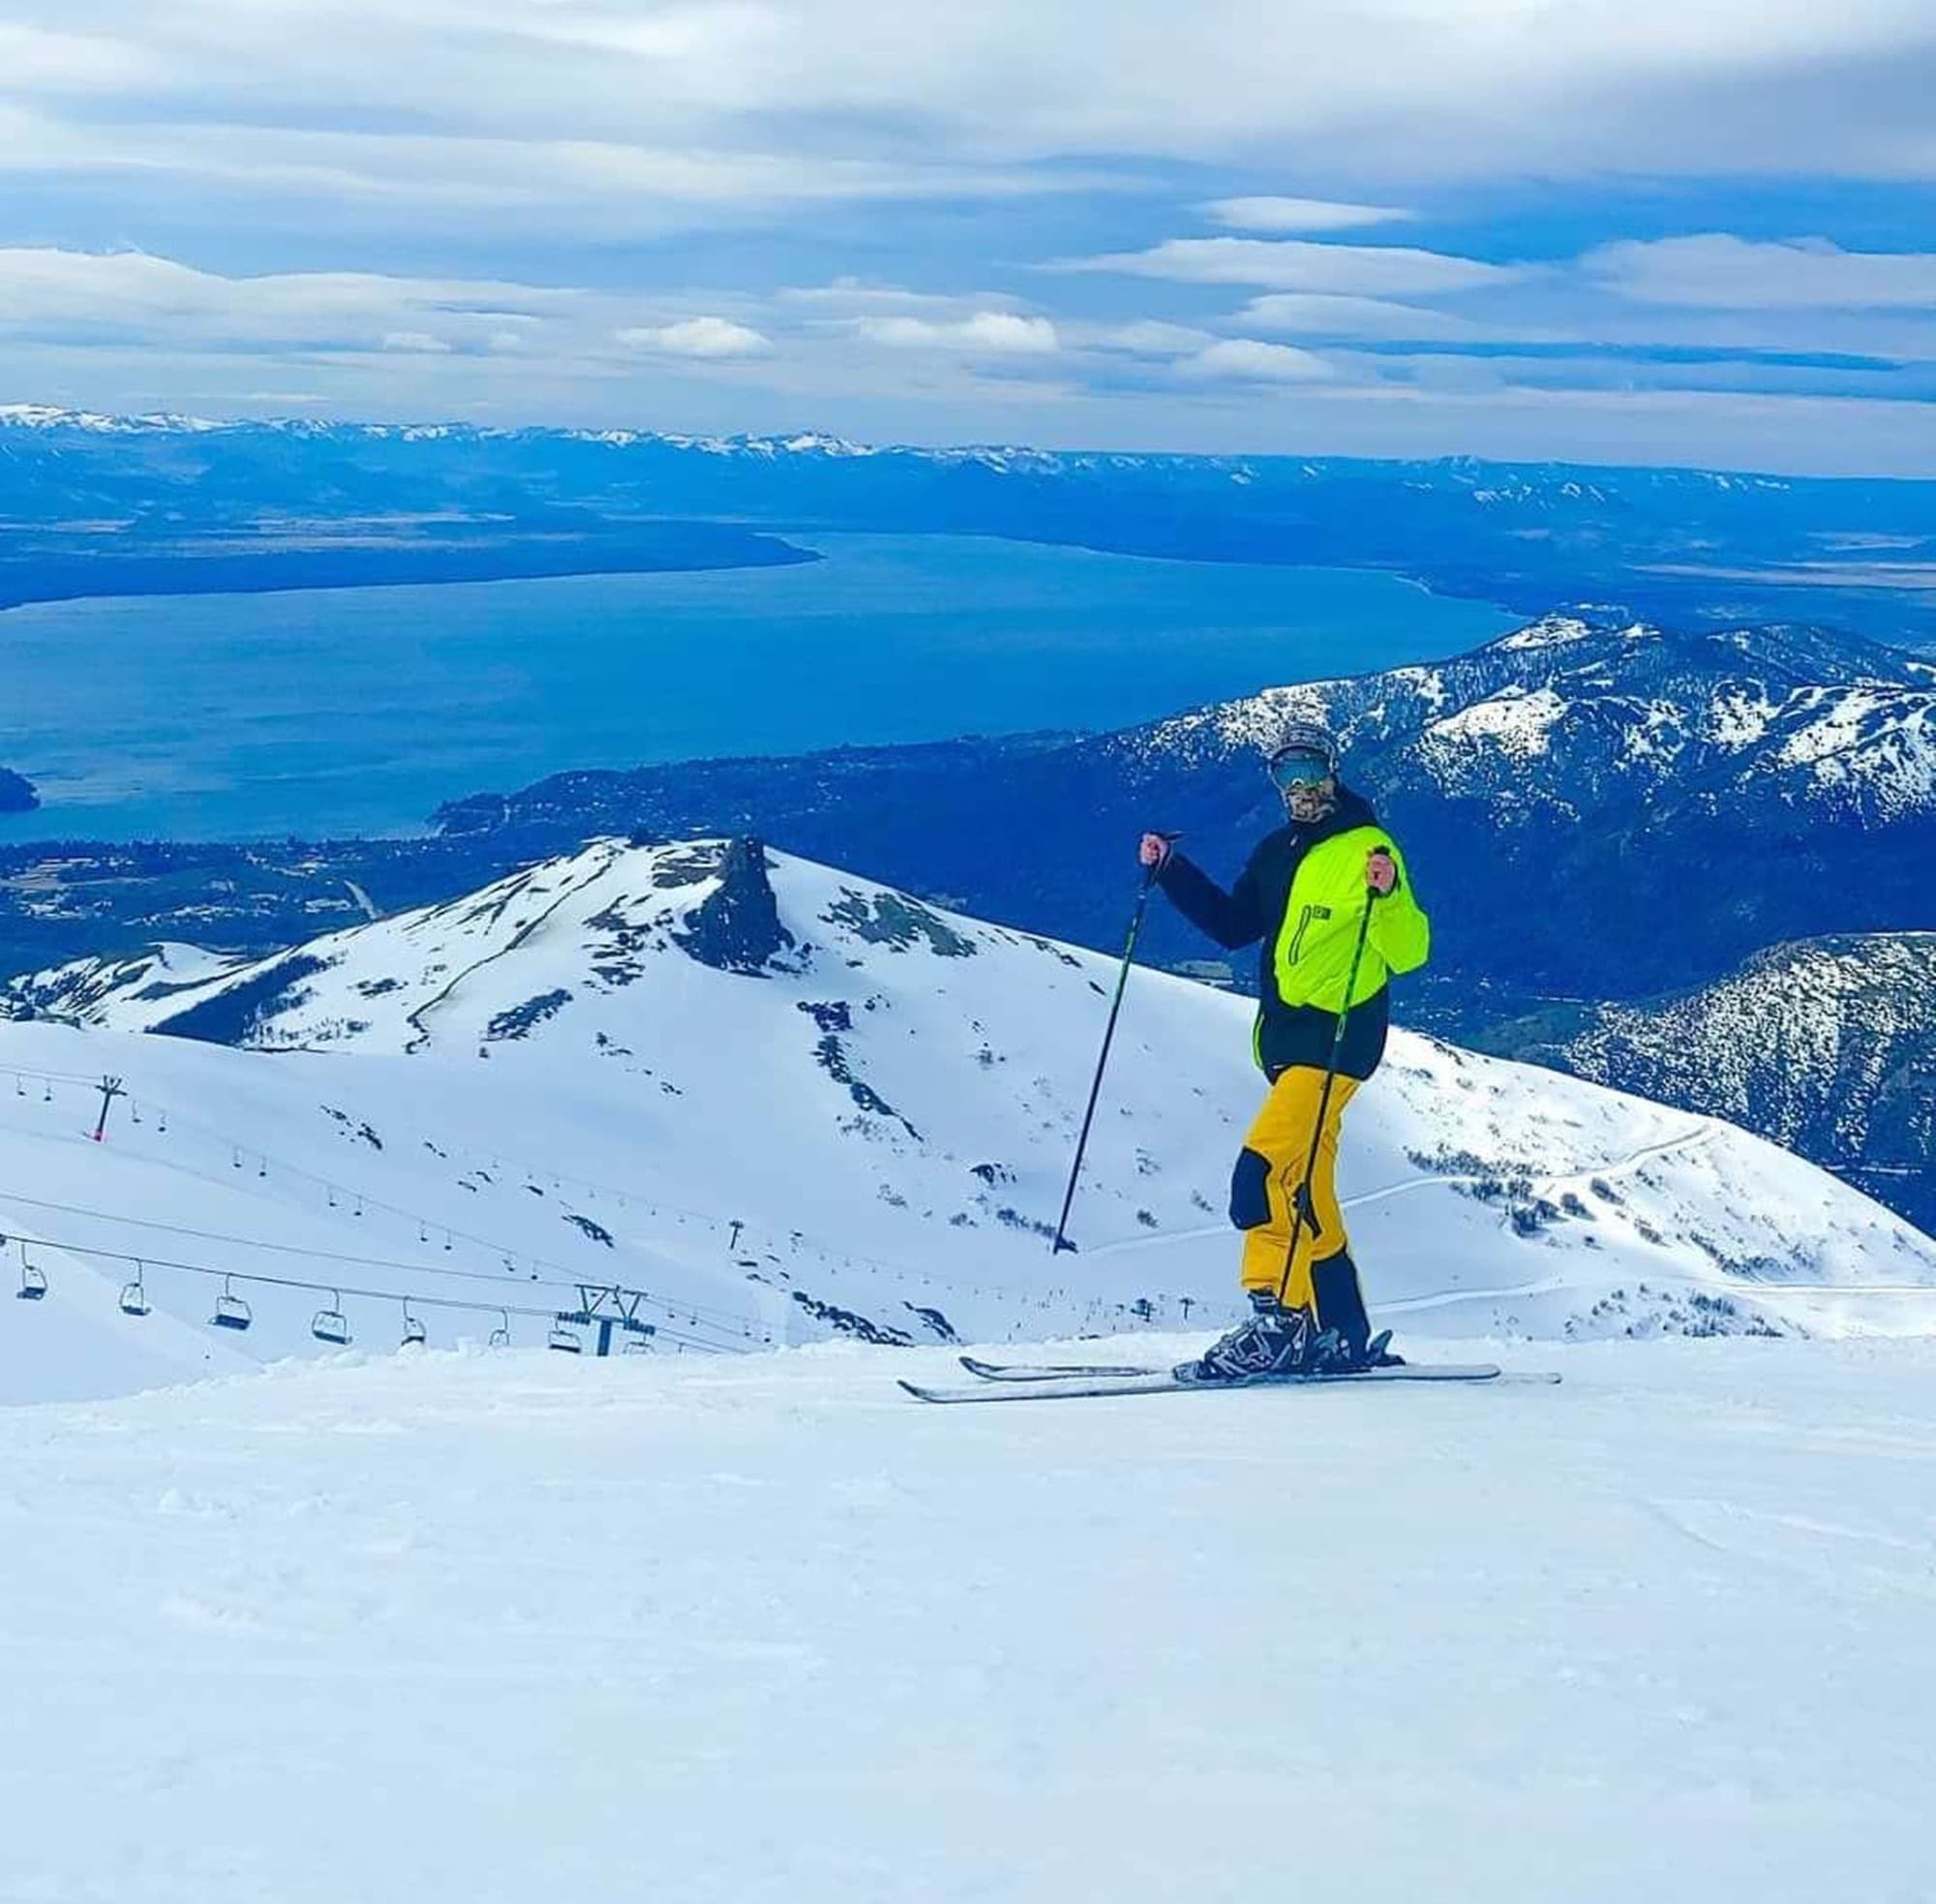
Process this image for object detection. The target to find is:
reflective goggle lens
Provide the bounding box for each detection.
[1268,748,1332,791]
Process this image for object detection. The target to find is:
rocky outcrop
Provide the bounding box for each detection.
[675,837,795,975]
[0,769,39,814]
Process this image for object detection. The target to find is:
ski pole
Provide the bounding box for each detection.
[1050,841,1175,1254]
[1275,888,1377,1310]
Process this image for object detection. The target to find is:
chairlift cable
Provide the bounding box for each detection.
[0,1225,750,1348]
[0,1186,761,1342]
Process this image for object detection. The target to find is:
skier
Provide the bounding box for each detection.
[1139,718,1431,1381]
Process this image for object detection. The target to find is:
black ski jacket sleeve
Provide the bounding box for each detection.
[1153,848,1266,950]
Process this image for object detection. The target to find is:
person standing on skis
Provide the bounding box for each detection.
[1139,718,1430,1380]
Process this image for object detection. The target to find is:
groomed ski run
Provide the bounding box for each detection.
[4,1335,1933,1904]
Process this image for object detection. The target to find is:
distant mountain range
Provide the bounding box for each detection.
[4,405,1934,640]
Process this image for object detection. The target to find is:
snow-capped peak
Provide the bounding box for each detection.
[1493,615,1596,651]
[0,404,224,435]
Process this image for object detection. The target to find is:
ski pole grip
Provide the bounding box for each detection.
[1139,831,1182,886]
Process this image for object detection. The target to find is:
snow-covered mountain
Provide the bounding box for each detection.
[1500,932,1936,1234]
[6,836,1930,1405]
[0,404,1887,517]
[1140,613,1936,825]
[431,614,1936,1006]
[450,614,1926,1241]
[0,403,1808,481]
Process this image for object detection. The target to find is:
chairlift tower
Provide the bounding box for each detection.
[91,1075,127,1143]
[557,1284,658,1357]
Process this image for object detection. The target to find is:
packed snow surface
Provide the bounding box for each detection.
[3,1338,1933,1903]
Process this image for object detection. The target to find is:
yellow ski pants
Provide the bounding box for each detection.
[1231,1066,1360,1308]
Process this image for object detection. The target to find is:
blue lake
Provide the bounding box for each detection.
[0,532,1518,841]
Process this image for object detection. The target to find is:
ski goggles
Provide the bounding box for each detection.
[1267,746,1334,793]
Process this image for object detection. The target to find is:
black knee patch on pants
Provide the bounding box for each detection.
[1229,1147,1272,1231]
[1312,1253,1371,1356]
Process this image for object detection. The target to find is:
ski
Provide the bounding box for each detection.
[958,1354,1161,1382]
[903,1363,1558,1405]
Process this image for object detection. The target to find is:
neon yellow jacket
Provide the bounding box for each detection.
[1272,825,1430,1014]
[1154,789,1431,1079]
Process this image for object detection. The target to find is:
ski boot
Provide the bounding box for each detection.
[1343,1328,1407,1371]
[1174,1290,1350,1384]
[1311,1253,1406,1370]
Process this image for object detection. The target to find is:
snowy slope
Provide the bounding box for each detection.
[2,838,1931,1405]
[3,1336,1934,1904]
[1520,931,1936,1234]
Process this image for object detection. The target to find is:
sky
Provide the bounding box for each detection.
[3,0,1935,473]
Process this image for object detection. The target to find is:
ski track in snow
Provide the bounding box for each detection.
[403,845,623,1054]
[1087,1122,1716,1257]
[2,1337,1933,1904]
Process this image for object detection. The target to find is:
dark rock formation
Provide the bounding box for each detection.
[150,953,329,1046]
[0,770,39,814]
[675,836,794,975]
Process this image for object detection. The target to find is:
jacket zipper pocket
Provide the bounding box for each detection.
[1285,902,1331,968]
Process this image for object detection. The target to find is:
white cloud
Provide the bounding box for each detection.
[857,312,1060,354]
[1182,338,1336,382]
[2,0,1925,202]
[1065,237,1524,296]
[0,248,575,349]
[0,248,788,378]
[0,102,1104,237]
[617,316,771,358]
[0,22,160,89]
[1092,320,1217,355]
[1587,235,1936,309]
[1205,196,1412,233]
[780,280,976,314]
[1239,292,1522,341]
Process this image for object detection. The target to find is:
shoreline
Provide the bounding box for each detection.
[0,527,1509,620]
[0,529,823,616]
